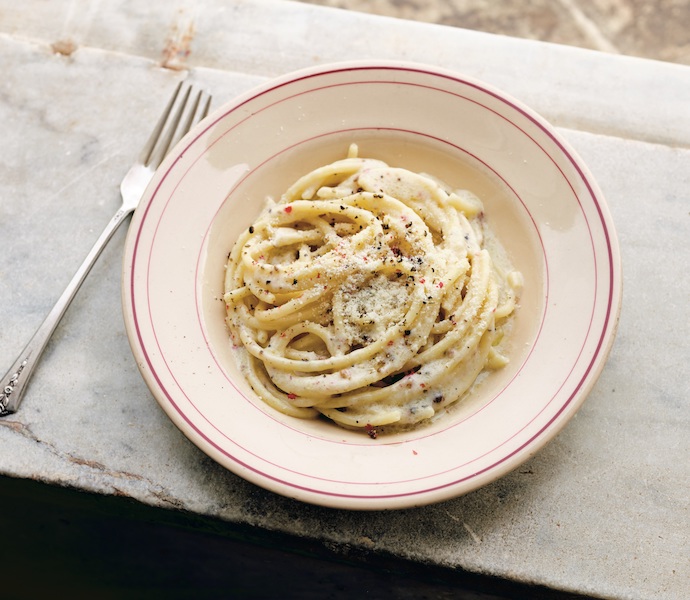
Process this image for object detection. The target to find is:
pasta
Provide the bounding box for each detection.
[224,144,522,436]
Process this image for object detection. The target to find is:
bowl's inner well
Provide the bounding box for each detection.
[200,131,545,443]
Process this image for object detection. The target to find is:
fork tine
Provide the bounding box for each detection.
[171,87,209,150]
[191,89,212,131]
[183,88,211,137]
[138,81,183,166]
[146,84,193,169]
[199,91,212,120]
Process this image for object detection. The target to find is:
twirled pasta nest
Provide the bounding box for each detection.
[224,145,522,436]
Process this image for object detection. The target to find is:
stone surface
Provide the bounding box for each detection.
[297,0,690,65]
[1,0,688,149]
[0,2,689,599]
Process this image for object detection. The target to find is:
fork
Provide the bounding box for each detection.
[0,82,212,417]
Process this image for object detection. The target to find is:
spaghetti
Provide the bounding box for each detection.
[224,145,522,434]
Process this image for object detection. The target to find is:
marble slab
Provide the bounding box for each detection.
[0,2,688,599]
[293,0,690,67]
[1,0,689,148]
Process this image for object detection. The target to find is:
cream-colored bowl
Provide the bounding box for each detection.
[122,61,622,510]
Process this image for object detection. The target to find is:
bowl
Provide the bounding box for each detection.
[122,61,622,510]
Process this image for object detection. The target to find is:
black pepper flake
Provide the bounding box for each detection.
[433,394,444,404]
[293,278,298,285]
[404,329,411,336]
[248,225,255,233]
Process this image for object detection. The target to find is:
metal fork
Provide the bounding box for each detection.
[0,82,212,417]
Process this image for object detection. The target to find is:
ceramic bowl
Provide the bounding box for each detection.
[122,61,622,509]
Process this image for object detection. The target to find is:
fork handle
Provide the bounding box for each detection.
[0,205,132,416]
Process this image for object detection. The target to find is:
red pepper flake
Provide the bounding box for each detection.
[284,205,293,213]
[419,278,425,284]
[387,340,394,346]
[365,424,378,439]
[438,282,444,288]
[287,393,297,400]
[412,450,418,456]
